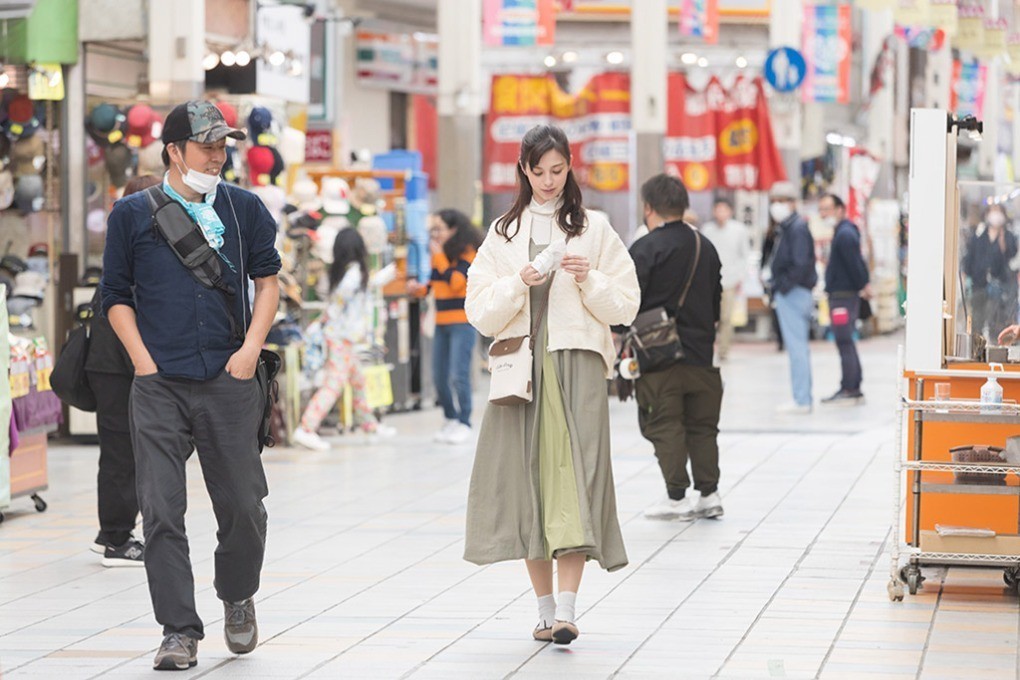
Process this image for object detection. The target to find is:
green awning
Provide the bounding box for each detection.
[0,0,78,65]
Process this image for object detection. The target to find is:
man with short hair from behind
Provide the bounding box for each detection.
[626,174,724,521]
[818,192,870,405]
[102,101,281,671]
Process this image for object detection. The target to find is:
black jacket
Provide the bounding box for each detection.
[770,213,817,295]
[964,227,1018,290]
[620,221,722,367]
[825,219,869,294]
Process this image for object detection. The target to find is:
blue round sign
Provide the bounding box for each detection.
[764,47,807,93]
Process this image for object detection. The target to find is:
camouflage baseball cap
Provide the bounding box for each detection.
[161,100,246,145]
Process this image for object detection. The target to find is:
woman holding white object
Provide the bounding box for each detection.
[463,124,639,646]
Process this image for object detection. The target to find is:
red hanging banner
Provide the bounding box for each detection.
[663,73,786,191]
[483,72,631,192]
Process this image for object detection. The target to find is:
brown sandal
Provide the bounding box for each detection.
[532,626,553,642]
[552,621,579,645]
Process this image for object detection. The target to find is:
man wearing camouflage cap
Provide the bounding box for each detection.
[102,101,281,671]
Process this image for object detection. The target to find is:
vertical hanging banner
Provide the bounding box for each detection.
[663,75,786,191]
[679,0,719,44]
[928,0,957,37]
[893,0,929,27]
[950,60,987,118]
[483,72,632,192]
[954,4,985,51]
[1008,34,1020,76]
[801,3,852,104]
[483,0,556,47]
[978,17,1007,60]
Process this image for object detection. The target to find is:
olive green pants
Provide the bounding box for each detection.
[635,362,722,499]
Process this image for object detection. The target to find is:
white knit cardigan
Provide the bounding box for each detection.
[466,200,640,378]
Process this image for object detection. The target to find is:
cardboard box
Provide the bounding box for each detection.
[920,530,1020,556]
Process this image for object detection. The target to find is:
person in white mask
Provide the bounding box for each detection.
[966,204,1019,340]
[818,193,870,406]
[103,101,282,670]
[765,181,818,414]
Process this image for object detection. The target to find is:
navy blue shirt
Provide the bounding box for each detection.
[101,183,282,380]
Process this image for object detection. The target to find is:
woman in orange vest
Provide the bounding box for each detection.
[410,209,482,444]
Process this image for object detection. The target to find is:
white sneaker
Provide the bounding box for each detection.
[696,492,724,519]
[643,496,697,521]
[292,427,330,451]
[446,423,473,445]
[369,424,397,439]
[776,402,812,415]
[434,419,458,443]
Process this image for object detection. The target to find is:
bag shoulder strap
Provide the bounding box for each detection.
[676,227,702,310]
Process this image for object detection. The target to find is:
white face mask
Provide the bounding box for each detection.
[176,160,220,195]
[769,202,793,223]
[822,215,838,230]
[988,211,1006,228]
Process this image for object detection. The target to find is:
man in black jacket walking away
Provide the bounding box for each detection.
[819,193,870,405]
[627,174,724,521]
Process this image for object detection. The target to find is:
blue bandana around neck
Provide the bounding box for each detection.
[162,174,236,272]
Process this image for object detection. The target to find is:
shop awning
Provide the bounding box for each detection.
[0,0,78,65]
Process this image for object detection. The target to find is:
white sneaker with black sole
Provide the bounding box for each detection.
[103,538,145,567]
[643,496,697,521]
[696,492,724,519]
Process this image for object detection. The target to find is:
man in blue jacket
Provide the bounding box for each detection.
[766,181,818,414]
[819,193,870,405]
[103,101,281,670]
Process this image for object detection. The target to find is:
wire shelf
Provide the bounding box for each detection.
[901,397,1020,415]
[908,551,1020,565]
[901,461,1020,475]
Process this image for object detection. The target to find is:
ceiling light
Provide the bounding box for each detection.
[736,56,748,69]
[697,57,709,68]
[826,132,843,145]
[561,50,578,63]
[288,59,304,77]
[235,50,251,67]
[681,52,698,65]
[843,136,857,148]
[203,53,220,70]
[269,50,286,67]
[220,50,236,67]
[544,54,557,68]
[606,50,624,65]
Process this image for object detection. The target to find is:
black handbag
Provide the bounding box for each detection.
[626,228,702,374]
[51,318,97,411]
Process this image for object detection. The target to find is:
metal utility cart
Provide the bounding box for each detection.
[889,358,1020,601]
[890,108,1020,600]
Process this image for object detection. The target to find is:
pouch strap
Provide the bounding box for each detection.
[528,271,555,350]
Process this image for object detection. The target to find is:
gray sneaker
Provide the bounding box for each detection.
[223,598,258,654]
[152,633,198,671]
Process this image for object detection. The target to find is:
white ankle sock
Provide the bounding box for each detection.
[555,591,577,623]
[537,594,556,628]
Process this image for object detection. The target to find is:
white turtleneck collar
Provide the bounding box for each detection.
[529,194,562,216]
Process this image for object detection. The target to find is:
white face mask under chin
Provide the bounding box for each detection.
[176,161,221,195]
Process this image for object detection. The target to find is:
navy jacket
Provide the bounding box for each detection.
[101,184,282,380]
[770,214,817,295]
[824,219,870,295]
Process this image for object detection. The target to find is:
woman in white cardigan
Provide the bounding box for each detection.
[464,125,639,646]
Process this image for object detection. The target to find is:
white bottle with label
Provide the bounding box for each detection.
[980,363,1005,415]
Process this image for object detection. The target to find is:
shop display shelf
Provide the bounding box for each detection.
[905,552,1020,566]
[902,397,1020,420]
[900,461,1020,475]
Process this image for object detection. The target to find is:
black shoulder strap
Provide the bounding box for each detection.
[677,227,702,310]
[145,186,244,342]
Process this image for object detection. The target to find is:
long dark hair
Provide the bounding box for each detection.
[494,124,586,242]
[435,208,483,262]
[329,228,369,291]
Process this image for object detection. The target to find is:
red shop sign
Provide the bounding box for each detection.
[305,129,333,164]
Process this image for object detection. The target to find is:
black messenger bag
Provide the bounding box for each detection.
[145,186,280,452]
[626,228,702,374]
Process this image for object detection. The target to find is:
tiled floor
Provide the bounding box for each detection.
[1,332,1017,679]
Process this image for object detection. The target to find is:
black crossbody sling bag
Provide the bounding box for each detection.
[144,186,280,452]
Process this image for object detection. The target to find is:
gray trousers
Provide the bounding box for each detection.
[130,371,268,639]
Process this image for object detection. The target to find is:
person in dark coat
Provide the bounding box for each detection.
[818,193,870,405]
[965,204,1018,339]
[84,174,161,567]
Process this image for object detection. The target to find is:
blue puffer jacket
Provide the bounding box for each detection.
[771,214,818,294]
